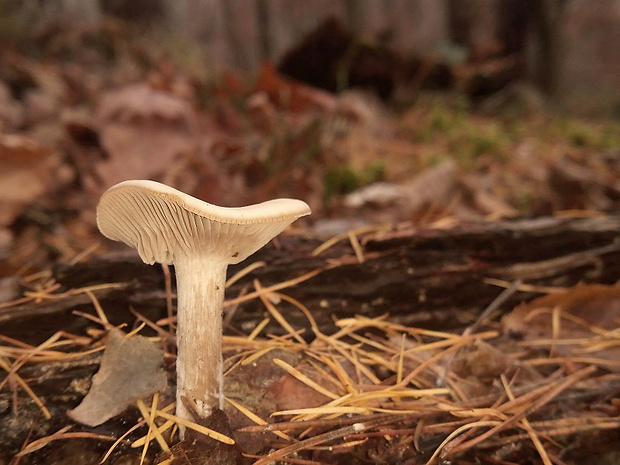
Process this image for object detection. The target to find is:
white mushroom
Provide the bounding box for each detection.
[96,180,310,432]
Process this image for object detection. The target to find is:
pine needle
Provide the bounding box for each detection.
[16,426,117,457]
[147,409,235,445]
[396,334,406,385]
[84,289,111,327]
[226,261,266,287]
[500,375,552,465]
[272,406,371,416]
[347,230,365,263]
[247,317,270,341]
[255,280,306,345]
[225,397,292,441]
[131,420,175,448]
[136,395,170,456]
[101,402,175,463]
[312,225,390,256]
[224,268,324,307]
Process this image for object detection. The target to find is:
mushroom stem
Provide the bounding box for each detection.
[174,255,226,429]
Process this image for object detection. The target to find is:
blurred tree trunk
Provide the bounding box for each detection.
[55,0,101,24]
[163,0,446,72]
[11,0,102,27]
[447,0,498,54]
[527,0,570,101]
[256,0,272,60]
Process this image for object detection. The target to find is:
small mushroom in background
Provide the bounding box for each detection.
[96,180,311,436]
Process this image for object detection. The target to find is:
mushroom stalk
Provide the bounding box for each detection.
[174,255,226,423]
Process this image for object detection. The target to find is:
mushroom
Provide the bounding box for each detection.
[96,180,310,431]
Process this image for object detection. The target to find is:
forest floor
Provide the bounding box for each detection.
[0,20,619,465]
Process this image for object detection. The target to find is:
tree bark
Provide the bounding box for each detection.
[2,215,618,344]
[528,0,570,99]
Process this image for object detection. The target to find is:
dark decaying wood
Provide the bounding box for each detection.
[2,215,619,345]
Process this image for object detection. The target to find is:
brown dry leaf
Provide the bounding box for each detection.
[0,229,13,263]
[502,283,620,367]
[459,172,519,219]
[549,156,617,211]
[91,84,197,192]
[23,88,60,126]
[2,55,68,129]
[269,370,332,413]
[451,339,517,399]
[0,81,26,129]
[0,276,20,303]
[253,63,336,113]
[452,339,514,383]
[6,54,69,101]
[344,159,458,222]
[68,329,167,427]
[0,133,60,227]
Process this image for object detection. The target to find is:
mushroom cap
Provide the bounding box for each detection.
[97,180,311,265]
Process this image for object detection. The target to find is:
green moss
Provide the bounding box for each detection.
[427,152,449,166]
[362,162,386,183]
[514,190,534,213]
[324,166,361,200]
[554,119,620,151]
[323,162,386,203]
[0,2,33,47]
[469,133,499,158]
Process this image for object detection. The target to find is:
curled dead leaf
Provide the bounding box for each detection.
[0,133,60,227]
[68,329,167,427]
[91,84,197,192]
[503,283,620,369]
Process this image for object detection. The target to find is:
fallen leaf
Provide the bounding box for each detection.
[269,370,332,413]
[503,283,620,369]
[549,157,616,211]
[452,339,514,383]
[0,229,13,262]
[0,81,25,129]
[91,84,197,192]
[253,63,336,113]
[23,88,60,126]
[0,133,60,227]
[344,160,457,220]
[0,276,20,303]
[68,329,167,427]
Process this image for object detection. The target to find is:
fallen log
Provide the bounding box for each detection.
[2,215,618,343]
